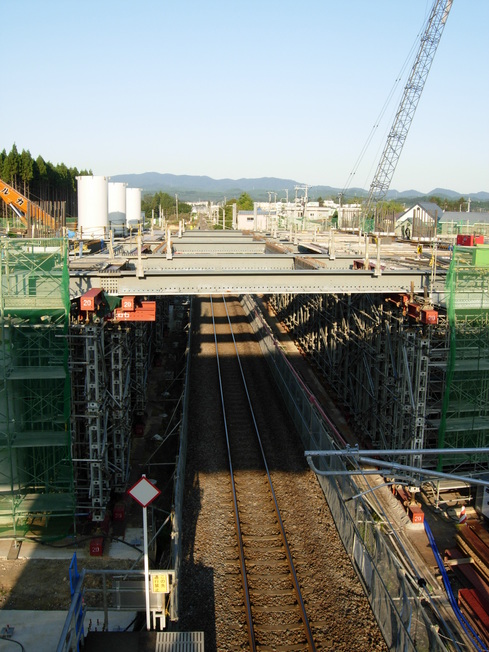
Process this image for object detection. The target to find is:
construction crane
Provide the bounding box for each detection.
[363,0,453,231]
[0,178,60,233]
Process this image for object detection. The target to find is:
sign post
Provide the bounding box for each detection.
[128,474,161,631]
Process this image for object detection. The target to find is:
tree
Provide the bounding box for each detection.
[0,149,6,179]
[20,149,34,197]
[141,192,191,224]
[0,146,89,217]
[377,199,405,215]
[4,143,20,187]
[237,192,253,211]
[225,199,237,228]
[33,155,48,200]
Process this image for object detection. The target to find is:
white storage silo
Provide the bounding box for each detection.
[126,187,142,229]
[76,175,109,239]
[108,181,127,236]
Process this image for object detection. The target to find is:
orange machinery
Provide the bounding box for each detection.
[0,178,58,231]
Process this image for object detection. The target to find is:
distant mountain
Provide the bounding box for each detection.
[426,188,489,201]
[427,187,462,199]
[109,172,488,203]
[386,189,423,199]
[110,172,304,200]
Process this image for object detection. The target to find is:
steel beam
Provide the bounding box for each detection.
[69,267,431,298]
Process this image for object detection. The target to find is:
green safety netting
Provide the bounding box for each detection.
[0,238,74,538]
[438,245,489,471]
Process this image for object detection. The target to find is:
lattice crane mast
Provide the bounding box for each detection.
[363,0,453,230]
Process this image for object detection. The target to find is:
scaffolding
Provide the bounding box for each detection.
[436,245,489,471]
[0,238,74,537]
[132,322,153,418]
[0,238,166,532]
[70,320,110,521]
[269,251,489,476]
[269,293,434,469]
[107,326,132,490]
[69,300,158,521]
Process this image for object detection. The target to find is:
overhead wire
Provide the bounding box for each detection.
[342,4,435,198]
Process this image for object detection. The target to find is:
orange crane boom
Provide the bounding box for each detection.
[0,179,58,232]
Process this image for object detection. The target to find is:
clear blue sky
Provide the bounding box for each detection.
[3,0,487,194]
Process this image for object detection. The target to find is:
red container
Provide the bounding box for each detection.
[421,309,438,325]
[457,234,485,246]
[90,537,104,556]
[407,303,420,320]
[113,503,125,521]
[391,293,409,307]
[120,295,136,311]
[133,423,144,438]
[114,301,156,322]
[80,288,104,312]
[408,505,424,524]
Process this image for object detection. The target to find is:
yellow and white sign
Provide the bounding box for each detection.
[151,571,172,594]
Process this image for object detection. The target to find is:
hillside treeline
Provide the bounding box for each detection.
[141,191,192,222]
[0,144,91,217]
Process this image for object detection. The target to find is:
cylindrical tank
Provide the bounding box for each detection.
[76,175,108,239]
[126,187,142,229]
[108,182,127,236]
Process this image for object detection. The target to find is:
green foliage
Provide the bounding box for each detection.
[6,143,20,185]
[426,195,467,212]
[141,191,192,223]
[236,192,253,211]
[376,199,405,215]
[0,144,92,216]
[20,149,34,195]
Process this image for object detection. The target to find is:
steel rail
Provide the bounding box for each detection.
[220,295,317,652]
[210,295,256,652]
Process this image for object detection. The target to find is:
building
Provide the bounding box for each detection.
[395,202,443,239]
[439,211,489,238]
[237,206,276,231]
[240,200,357,231]
[303,201,337,224]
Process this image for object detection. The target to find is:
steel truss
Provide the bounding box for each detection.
[69,316,155,521]
[70,322,110,521]
[108,327,132,490]
[132,322,154,418]
[270,286,489,475]
[269,293,436,468]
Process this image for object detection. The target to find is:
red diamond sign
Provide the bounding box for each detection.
[128,476,161,508]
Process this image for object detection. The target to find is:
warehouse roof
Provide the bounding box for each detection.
[440,211,489,224]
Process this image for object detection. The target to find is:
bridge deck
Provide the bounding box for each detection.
[68,230,449,299]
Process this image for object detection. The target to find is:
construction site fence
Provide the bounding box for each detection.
[241,294,448,652]
[170,298,193,622]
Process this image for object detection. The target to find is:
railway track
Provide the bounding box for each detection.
[179,295,387,651]
[210,295,315,651]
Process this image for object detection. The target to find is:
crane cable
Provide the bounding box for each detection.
[341,5,434,197]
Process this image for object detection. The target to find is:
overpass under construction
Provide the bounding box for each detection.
[0,227,489,537]
[69,229,438,297]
